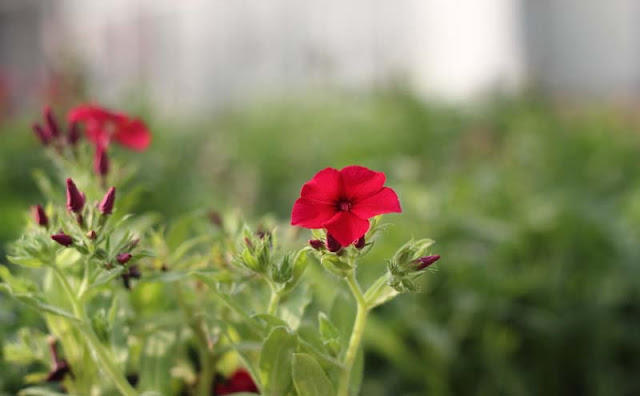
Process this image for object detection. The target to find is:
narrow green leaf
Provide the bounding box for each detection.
[91,267,126,288]
[292,353,335,396]
[259,326,297,396]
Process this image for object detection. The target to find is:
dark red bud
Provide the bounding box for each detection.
[354,236,366,249]
[44,106,60,137]
[46,338,71,382]
[32,123,51,145]
[128,265,141,279]
[121,265,141,289]
[31,205,48,227]
[99,187,116,215]
[94,147,109,176]
[416,255,440,270]
[309,239,324,250]
[117,253,132,264]
[51,233,73,247]
[87,230,97,240]
[67,121,80,145]
[66,178,85,213]
[325,234,342,253]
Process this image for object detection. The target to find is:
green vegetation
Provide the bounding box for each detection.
[1,91,639,395]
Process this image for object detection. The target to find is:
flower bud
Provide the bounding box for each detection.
[44,106,60,137]
[51,233,73,247]
[99,187,116,215]
[67,121,80,145]
[354,236,366,249]
[32,123,51,145]
[94,147,109,176]
[325,234,342,253]
[66,178,85,213]
[415,255,440,270]
[87,230,97,240]
[31,205,48,227]
[46,338,71,382]
[308,239,324,250]
[117,253,132,264]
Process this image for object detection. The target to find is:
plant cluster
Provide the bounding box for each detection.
[1,105,440,396]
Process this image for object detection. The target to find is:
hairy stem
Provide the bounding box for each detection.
[51,265,138,396]
[337,271,368,396]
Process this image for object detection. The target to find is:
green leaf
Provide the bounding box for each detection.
[1,285,78,321]
[364,273,399,310]
[292,353,335,396]
[91,266,126,288]
[280,284,312,330]
[259,326,297,396]
[7,255,43,268]
[18,386,82,396]
[138,331,177,394]
[329,292,356,343]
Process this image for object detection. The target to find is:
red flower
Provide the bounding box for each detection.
[67,104,151,151]
[291,166,402,246]
[215,369,259,395]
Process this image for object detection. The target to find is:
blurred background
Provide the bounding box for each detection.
[1,1,640,395]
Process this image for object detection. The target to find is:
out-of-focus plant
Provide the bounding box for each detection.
[0,105,440,396]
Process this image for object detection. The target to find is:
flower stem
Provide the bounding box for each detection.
[337,271,368,396]
[266,279,281,316]
[51,265,138,396]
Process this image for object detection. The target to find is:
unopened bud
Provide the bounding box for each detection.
[67,121,80,145]
[354,236,366,249]
[32,123,51,145]
[325,234,342,253]
[44,106,60,138]
[309,239,324,250]
[94,147,109,176]
[66,178,85,213]
[31,205,48,227]
[99,187,116,215]
[51,233,73,247]
[116,253,132,264]
[415,255,440,270]
[87,230,97,240]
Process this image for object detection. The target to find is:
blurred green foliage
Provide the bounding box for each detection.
[1,91,640,395]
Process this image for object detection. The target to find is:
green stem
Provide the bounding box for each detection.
[76,324,139,396]
[337,271,368,396]
[51,266,138,396]
[174,284,216,396]
[267,284,281,316]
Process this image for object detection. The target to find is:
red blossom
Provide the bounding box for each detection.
[68,104,151,151]
[215,369,258,395]
[291,166,402,246]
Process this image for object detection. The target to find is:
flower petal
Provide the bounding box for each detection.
[291,197,337,228]
[299,167,343,203]
[323,211,370,246]
[67,105,112,123]
[113,119,152,151]
[351,187,402,219]
[340,165,386,200]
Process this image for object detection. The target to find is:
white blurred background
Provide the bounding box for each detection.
[1,0,639,116]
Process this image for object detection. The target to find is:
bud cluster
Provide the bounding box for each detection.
[32,107,80,148]
[387,239,440,292]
